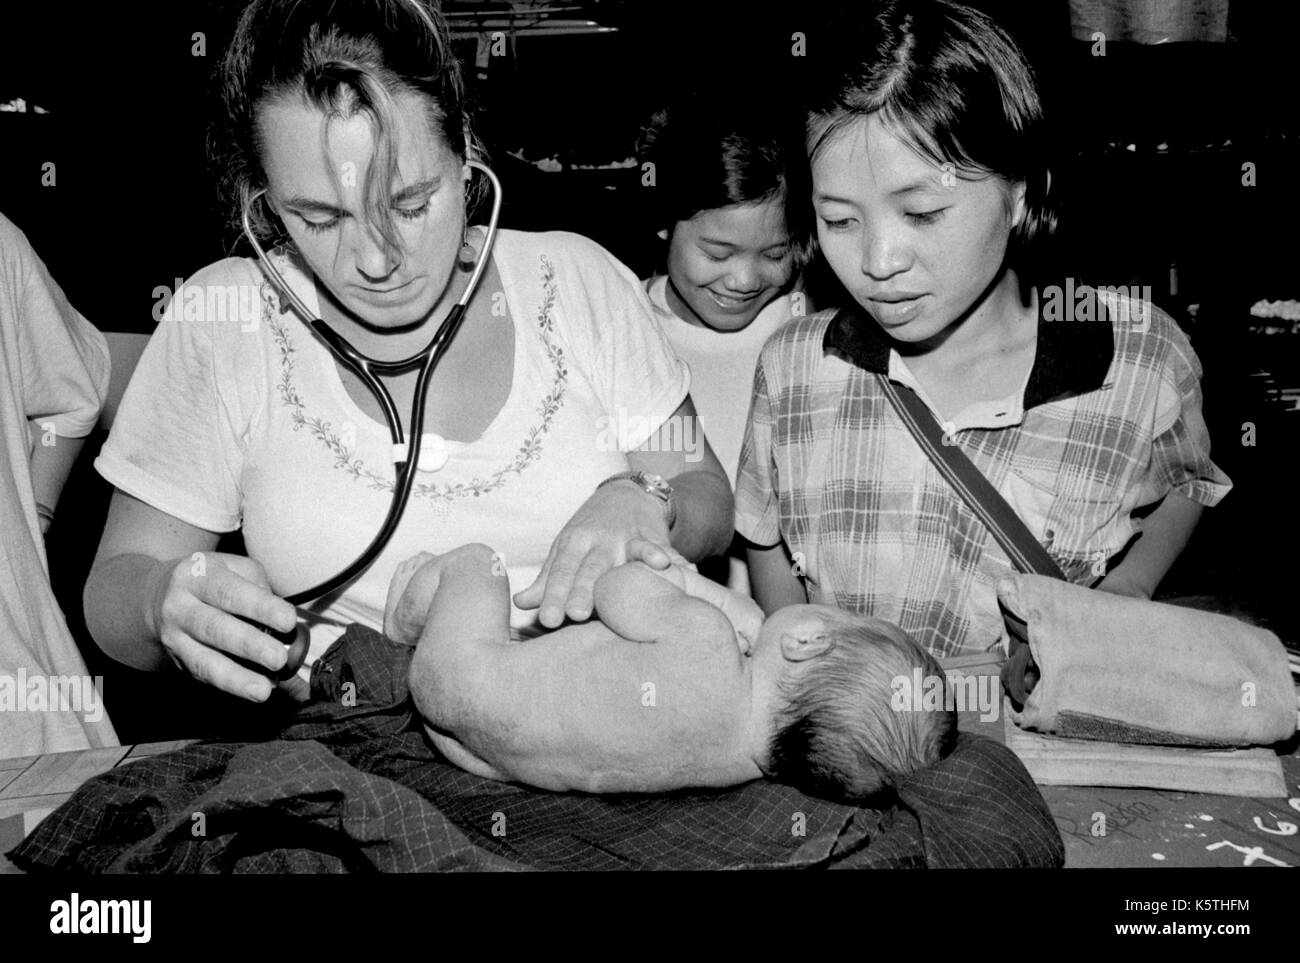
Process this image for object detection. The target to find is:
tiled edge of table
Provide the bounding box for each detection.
[0,741,197,874]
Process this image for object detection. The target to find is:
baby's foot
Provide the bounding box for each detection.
[384,551,440,646]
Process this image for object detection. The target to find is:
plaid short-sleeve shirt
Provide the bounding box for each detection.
[736,291,1231,657]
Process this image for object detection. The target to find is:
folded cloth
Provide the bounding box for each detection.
[1002,574,1297,747]
[9,625,1064,872]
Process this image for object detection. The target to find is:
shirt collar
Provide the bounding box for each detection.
[822,294,1114,410]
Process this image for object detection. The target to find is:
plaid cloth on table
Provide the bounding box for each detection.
[9,625,1064,872]
[736,297,1231,658]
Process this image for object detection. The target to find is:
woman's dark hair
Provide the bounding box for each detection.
[805,0,1056,266]
[637,97,812,263]
[210,0,485,255]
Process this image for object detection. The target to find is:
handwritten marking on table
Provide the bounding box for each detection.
[1253,816,1298,836]
[1056,798,1161,847]
[1205,840,1290,867]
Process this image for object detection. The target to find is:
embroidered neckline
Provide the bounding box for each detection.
[263,252,567,506]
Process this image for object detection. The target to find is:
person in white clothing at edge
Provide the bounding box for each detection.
[0,210,119,757]
[82,0,732,709]
[638,97,811,592]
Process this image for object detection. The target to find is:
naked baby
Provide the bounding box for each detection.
[385,543,956,801]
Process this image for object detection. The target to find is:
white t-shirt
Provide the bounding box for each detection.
[645,275,796,596]
[0,212,118,758]
[98,230,689,672]
[645,275,794,486]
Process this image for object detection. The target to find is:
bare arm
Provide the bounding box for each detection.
[83,490,296,700]
[650,564,764,653]
[27,423,85,534]
[591,561,696,644]
[626,396,734,562]
[746,542,808,616]
[516,395,733,627]
[1096,491,1204,600]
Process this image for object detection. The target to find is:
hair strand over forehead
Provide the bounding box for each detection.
[211,0,486,254]
[805,0,1056,266]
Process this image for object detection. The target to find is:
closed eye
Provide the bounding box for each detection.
[298,200,431,234]
[906,208,948,225]
[299,213,341,234]
[395,200,431,221]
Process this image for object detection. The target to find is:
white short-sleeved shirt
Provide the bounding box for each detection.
[645,275,796,596]
[645,275,794,488]
[98,230,689,670]
[0,212,118,758]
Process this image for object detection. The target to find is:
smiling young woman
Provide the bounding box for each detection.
[636,99,811,593]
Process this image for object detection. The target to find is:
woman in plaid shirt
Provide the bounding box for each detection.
[736,0,1231,657]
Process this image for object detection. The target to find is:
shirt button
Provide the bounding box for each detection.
[416,434,449,473]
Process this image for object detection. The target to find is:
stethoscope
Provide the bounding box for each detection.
[238,159,504,678]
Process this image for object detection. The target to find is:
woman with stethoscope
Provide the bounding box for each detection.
[82,0,732,704]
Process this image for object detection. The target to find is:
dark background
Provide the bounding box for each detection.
[2,0,1297,740]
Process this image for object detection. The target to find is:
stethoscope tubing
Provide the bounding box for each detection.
[240,159,503,607]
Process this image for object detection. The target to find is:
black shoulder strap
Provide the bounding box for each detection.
[877,375,1066,580]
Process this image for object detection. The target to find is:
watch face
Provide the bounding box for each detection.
[642,473,671,497]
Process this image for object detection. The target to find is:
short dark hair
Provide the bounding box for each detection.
[805,0,1056,264]
[638,97,813,263]
[765,610,957,803]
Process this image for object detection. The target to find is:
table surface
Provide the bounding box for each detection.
[957,702,1300,868]
[3,682,1298,872]
[0,740,194,874]
[943,654,1300,868]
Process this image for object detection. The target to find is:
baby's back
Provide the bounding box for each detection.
[427,615,761,793]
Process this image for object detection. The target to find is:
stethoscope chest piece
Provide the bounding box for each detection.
[415,433,450,472]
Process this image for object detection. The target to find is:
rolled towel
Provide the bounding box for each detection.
[1000,575,1297,748]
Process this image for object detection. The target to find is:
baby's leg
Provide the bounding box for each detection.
[384,545,511,646]
[403,545,516,769]
[384,552,442,646]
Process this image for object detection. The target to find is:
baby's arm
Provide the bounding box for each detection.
[646,565,764,655]
[593,562,759,655]
[592,561,693,644]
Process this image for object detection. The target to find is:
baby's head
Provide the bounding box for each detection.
[754,605,957,802]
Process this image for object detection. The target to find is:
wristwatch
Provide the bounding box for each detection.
[597,470,677,529]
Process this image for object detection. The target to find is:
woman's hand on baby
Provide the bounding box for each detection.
[147,552,298,702]
[514,483,674,627]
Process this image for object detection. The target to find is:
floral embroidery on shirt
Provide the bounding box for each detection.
[264,252,567,505]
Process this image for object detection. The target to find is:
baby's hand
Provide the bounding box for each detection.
[720,594,764,657]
